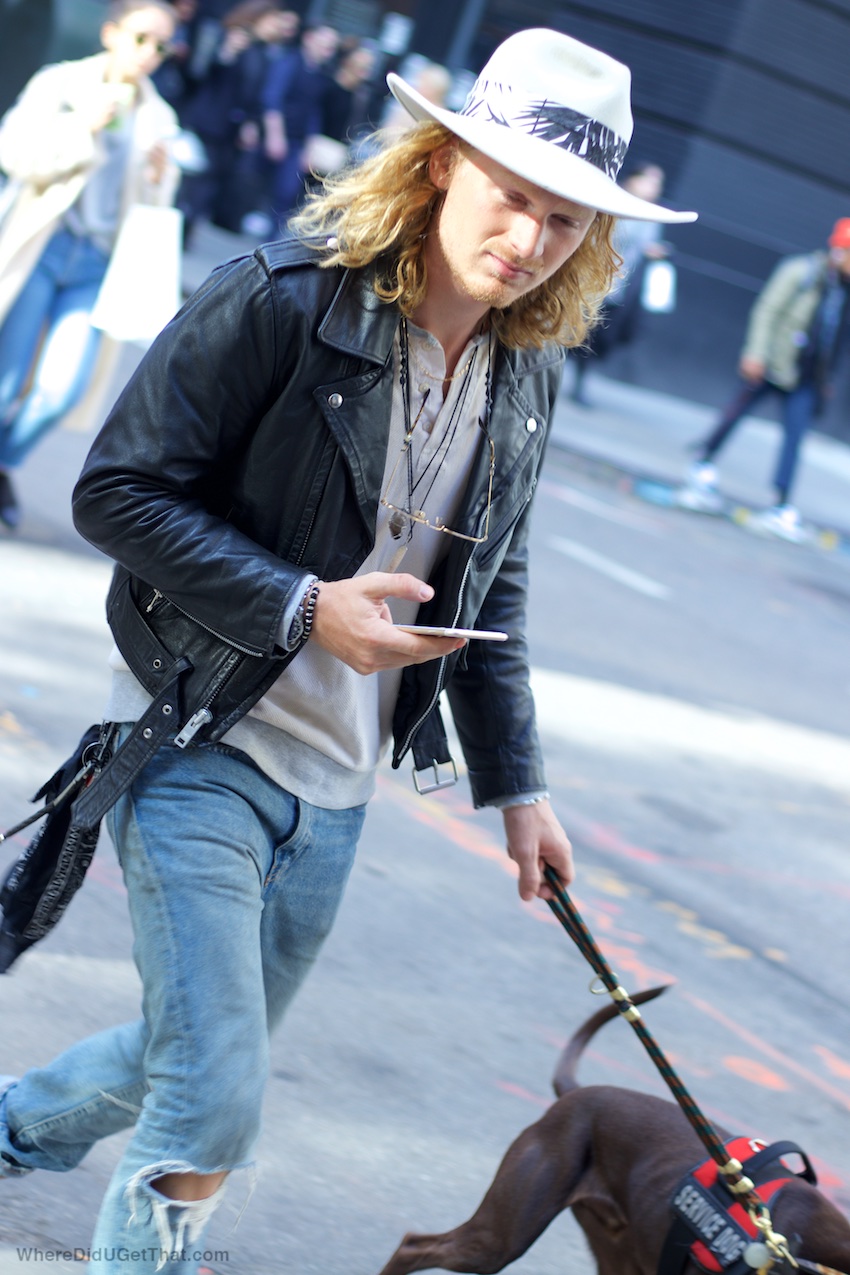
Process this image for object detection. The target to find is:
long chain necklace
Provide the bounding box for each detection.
[390,318,480,542]
[411,347,476,390]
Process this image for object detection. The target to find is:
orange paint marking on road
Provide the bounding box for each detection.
[722,1056,791,1091]
[664,1049,715,1081]
[808,1158,848,1190]
[494,1079,550,1109]
[376,774,514,875]
[588,896,624,916]
[563,808,663,865]
[684,992,850,1114]
[813,1044,850,1082]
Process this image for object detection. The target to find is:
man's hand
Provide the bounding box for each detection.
[739,355,766,384]
[263,111,288,162]
[503,799,574,901]
[145,141,169,185]
[310,573,466,673]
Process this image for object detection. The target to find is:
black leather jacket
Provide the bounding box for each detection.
[72,237,562,807]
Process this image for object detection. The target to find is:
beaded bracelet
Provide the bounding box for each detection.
[300,581,321,640]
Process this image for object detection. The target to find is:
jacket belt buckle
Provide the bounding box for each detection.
[412,758,459,795]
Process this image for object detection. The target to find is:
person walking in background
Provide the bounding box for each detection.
[0,27,694,1272]
[320,41,378,152]
[150,0,199,112]
[569,162,670,405]
[0,0,179,531]
[165,1,300,240]
[298,40,379,196]
[681,218,850,539]
[225,4,300,235]
[261,22,339,226]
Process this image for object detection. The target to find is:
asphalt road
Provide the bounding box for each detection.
[1,401,850,1273]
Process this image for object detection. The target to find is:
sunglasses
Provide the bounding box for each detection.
[380,434,495,545]
[132,32,172,56]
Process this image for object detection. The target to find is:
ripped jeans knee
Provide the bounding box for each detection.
[124,1161,229,1273]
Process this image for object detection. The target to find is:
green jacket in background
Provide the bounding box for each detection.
[741,251,828,391]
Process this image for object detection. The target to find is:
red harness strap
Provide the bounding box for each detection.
[658,1137,816,1275]
[691,1138,793,1270]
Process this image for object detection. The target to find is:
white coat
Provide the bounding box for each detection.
[0,51,180,329]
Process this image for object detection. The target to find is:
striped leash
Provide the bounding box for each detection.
[543,867,848,1275]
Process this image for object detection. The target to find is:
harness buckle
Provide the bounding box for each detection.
[412,758,459,795]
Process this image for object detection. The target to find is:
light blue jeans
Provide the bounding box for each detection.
[0,734,364,1273]
[0,226,109,470]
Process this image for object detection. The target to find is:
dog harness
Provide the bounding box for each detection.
[657,1137,817,1275]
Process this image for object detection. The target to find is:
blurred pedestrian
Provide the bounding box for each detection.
[174,0,269,242]
[226,4,301,235]
[321,42,377,150]
[299,41,378,190]
[0,0,180,531]
[681,218,850,540]
[261,23,339,226]
[150,0,198,111]
[569,162,671,405]
[379,58,451,138]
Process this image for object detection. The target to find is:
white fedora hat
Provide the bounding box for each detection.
[387,28,697,225]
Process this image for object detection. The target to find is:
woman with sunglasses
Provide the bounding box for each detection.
[0,0,179,531]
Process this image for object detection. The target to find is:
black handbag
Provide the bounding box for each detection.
[0,723,117,973]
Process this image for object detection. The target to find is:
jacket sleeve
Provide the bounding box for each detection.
[0,62,98,185]
[446,495,547,807]
[72,254,312,656]
[741,255,810,365]
[261,51,296,114]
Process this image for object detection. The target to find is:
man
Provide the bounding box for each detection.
[261,22,339,224]
[0,0,179,530]
[0,28,695,1274]
[681,217,850,540]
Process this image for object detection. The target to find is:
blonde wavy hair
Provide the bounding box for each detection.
[289,121,620,350]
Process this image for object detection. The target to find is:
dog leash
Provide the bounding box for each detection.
[543,866,812,1275]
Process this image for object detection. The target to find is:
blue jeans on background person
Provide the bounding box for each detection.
[0,225,109,470]
[0,734,365,1274]
[697,376,819,503]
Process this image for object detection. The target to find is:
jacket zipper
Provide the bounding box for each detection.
[144,587,266,657]
[141,587,262,746]
[174,647,244,748]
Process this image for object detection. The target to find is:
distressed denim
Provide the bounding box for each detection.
[0,735,364,1272]
[0,226,108,469]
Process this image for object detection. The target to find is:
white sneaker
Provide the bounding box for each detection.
[678,461,723,512]
[688,461,718,488]
[749,504,807,543]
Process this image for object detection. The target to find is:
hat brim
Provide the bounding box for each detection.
[387,73,697,225]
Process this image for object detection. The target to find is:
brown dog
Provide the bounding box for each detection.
[377,987,850,1275]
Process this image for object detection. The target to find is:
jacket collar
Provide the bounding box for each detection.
[318,259,400,364]
[317,254,563,382]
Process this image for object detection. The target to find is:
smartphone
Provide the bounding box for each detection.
[395,625,508,642]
